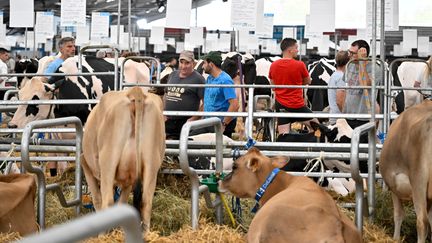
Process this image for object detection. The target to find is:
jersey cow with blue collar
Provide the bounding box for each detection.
[8,56,150,128]
[219,147,361,243]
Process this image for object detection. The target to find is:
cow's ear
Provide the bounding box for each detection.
[44,83,55,92]
[247,157,260,172]
[271,156,289,169]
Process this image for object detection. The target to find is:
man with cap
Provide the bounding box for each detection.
[164,50,205,139]
[199,51,239,138]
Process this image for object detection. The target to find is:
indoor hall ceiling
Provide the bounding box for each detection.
[0,0,214,34]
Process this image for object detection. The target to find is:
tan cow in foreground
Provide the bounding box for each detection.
[219,147,361,243]
[380,100,432,243]
[81,86,165,232]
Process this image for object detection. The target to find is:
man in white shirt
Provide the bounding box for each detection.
[0,47,10,99]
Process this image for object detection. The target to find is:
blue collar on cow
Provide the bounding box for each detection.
[251,167,280,213]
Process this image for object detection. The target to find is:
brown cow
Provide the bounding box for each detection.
[380,100,432,243]
[219,147,361,243]
[0,174,38,236]
[81,86,165,233]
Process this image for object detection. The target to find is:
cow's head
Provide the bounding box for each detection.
[14,58,39,89]
[8,78,57,128]
[219,147,289,198]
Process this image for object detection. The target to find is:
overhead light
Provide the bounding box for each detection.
[157,1,165,13]
[145,9,152,14]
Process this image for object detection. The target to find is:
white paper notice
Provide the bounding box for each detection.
[309,0,335,33]
[149,26,165,45]
[110,25,124,44]
[91,12,110,40]
[139,37,146,51]
[45,39,53,52]
[62,31,72,38]
[366,0,399,39]
[189,27,204,46]
[154,44,167,53]
[36,12,55,42]
[218,34,231,52]
[10,0,34,28]
[176,42,185,53]
[0,24,6,44]
[282,27,296,39]
[61,0,86,27]
[231,0,259,30]
[76,25,90,46]
[166,0,192,29]
[0,11,3,25]
[402,29,417,52]
[417,36,430,56]
[256,13,274,38]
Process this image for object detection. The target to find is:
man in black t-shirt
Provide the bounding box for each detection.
[164,50,205,139]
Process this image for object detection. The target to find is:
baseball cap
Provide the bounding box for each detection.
[179,50,194,62]
[201,51,222,66]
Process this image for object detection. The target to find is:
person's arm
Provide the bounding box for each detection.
[357,47,372,86]
[222,98,239,126]
[187,100,203,122]
[301,62,311,85]
[336,89,346,111]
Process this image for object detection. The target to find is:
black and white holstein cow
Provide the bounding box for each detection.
[306,58,336,112]
[13,56,58,89]
[8,56,150,128]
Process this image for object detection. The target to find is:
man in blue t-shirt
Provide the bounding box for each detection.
[198,51,239,138]
[44,37,76,82]
[44,37,75,177]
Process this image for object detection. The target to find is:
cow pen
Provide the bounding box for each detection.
[1,56,432,240]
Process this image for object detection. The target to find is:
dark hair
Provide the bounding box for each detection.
[0,47,10,54]
[58,37,75,49]
[351,39,370,56]
[335,50,350,67]
[206,58,222,68]
[280,38,297,52]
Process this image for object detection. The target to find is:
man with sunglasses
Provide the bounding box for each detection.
[344,40,383,143]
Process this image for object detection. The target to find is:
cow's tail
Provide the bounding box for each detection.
[127,86,146,180]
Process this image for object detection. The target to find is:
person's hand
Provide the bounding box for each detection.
[414,80,421,87]
[358,48,367,58]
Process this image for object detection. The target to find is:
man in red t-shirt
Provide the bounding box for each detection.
[269,38,318,135]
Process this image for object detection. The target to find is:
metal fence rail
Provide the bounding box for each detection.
[18,205,142,243]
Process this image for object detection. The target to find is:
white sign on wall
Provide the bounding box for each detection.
[402,29,417,53]
[366,0,399,40]
[35,12,55,42]
[76,25,90,46]
[61,0,86,27]
[189,27,204,46]
[231,0,262,30]
[91,12,110,40]
[166,0,192,29]
[0,11,3,25]
[149,26,165,45]
[0,24,6,45]
[282,27,296,39]
[309,0,335,33]
[10,0,34,28]
[256,13,274,38]
[110,25,124,44]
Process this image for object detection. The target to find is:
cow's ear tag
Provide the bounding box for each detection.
[314,129,321,138]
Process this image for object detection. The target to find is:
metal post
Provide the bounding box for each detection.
[369,0,378,222]
[18,205,142,243]
[247,87,254,137]
[128,0,132,52]
[21,117,83,229]
[117,0,121,45]
[24,28,28,57]
[179,118,224,229]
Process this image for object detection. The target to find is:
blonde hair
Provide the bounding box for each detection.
[423,56,432,80]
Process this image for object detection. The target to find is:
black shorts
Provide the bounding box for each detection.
[275,100,314,125]
[165,117,189,139]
